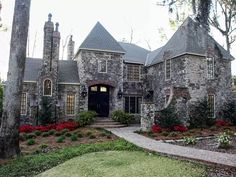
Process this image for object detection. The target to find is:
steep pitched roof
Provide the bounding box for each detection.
[24,58,80,83]
[79,22,125,54]
[150,17,234,65]
[119,42,149,64]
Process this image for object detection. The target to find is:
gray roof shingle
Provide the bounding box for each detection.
[119,42,149,64]
[150,17,234,65]
[24,58,80,83]
[79,22,125,54]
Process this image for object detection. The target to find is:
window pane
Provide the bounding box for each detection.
[98,60,107,73]
[165,59,171,80]
[208,95,215,118]
[130,97,136,113]
[127,65,140,81]
[136,97,142,114]
[207,57,214,79]
[100,86,107,92]
[90,86,97,92]
[20,93,27,115]
[44,79,52,96]
[67,94,75,115]
[124,97,129,113]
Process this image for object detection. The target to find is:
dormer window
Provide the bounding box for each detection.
[43,79,52,96]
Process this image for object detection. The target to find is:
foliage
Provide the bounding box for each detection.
[25,133,36,140]
[39,144,48,149]
[0,140,141,177]
[188,98,214,129]
[56,136,65,143]
[173,125,188,132]
[42,132,49,137]
[111,110,134,125]
[154,105,181,129]
[65,132,72,137]
[48,129,56,135]
[76,111,97,126]
[151,124,162,133]
[70,134,78,141]
[39,97,53,125]
[27,139,36,146]
[89,135,96,139]
[217,131,232,149]
[0,79,3,118]
[34,130,42,136]
[183,137,196,145]
[19,121,79,133]
[220,100,236,125]
[215,119,230,127]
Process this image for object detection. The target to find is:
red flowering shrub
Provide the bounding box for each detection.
[215,119,229,127]
[19,121,79,133]
[151,124,162,133]
[19,125,34,133]
[173,125,188,132]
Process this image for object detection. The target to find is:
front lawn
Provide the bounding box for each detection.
[37,151,206,177]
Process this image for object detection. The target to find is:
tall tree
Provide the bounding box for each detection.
[0,0,31,159]
[210,0,236,52]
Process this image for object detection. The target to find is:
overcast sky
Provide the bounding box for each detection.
[0,0,235,80]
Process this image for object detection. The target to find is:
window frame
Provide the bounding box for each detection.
[98,59,107,73]
[165,59,171,81]
[127,64,141,82]
[124,96,142,114]
[207,94,215,118]
[207,57,214,79]
[66,93,76,116]
[20,92,27,116]
[43,79,53,96]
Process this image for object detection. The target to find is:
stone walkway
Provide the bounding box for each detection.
[107,126,236,168]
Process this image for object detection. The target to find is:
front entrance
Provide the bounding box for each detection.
[88,85,109,117]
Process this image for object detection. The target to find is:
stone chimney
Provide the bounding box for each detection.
[51,22,60,72]
[67,35,75,60]
[43,13,54,71]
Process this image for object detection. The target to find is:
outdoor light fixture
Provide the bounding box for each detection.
[117,88,123,99]
[81,85,87,98]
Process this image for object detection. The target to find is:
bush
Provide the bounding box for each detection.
[48,129,56,135]
[215,119,230,127]
[61,129,69,134]
[220,100,236,125]
[39,144,48,149]
[26,133,36,139]
[27,139,36,146]
[183,137,196,145]
[111,110,134,125]
[89,135,96,139]
[70,134,78,141]
[217,132,231,149]
[55,132,62,136]
[34,130,42,136]
[188,98,214,129]
[154,105,181,129]
[42,132,50,137]
[65,132,72,137]
[77,133,83,138]
[86,131,92,136]
[173,125,188,132]
[151,125,162,133]
[76,111,97,126]
[56,136,65,143]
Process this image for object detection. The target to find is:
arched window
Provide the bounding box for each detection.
[43,79,52,96]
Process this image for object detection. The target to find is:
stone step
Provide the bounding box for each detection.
[93,121,121,125]
[90,117,127,128]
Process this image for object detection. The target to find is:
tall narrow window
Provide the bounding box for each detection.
[98,60,107,73]
[127,64,140,81]
[207,57,214,79]
[165,59,171,80]
[43,79,52,96]
[66,94,75,115]
[20,93,27,115]
[208,94,215,118]
[124,96,142,114]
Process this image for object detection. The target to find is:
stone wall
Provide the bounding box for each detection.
[76,50,123,115]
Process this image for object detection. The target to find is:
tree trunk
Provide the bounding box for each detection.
[0,0,31,159]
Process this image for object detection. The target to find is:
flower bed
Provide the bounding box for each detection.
[19,121,79,133]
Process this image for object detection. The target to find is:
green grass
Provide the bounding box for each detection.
[37,151,206,177]
[0,139,140,177]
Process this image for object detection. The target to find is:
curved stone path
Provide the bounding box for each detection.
[107,126,236,168]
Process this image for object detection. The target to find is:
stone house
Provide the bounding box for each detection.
[19,14,234,125]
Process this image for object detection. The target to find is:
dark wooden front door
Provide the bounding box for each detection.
[88,85,109,117]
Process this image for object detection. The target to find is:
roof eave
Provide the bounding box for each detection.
[78,48,125,54]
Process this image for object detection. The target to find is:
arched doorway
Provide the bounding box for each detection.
[88,85,109,117]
